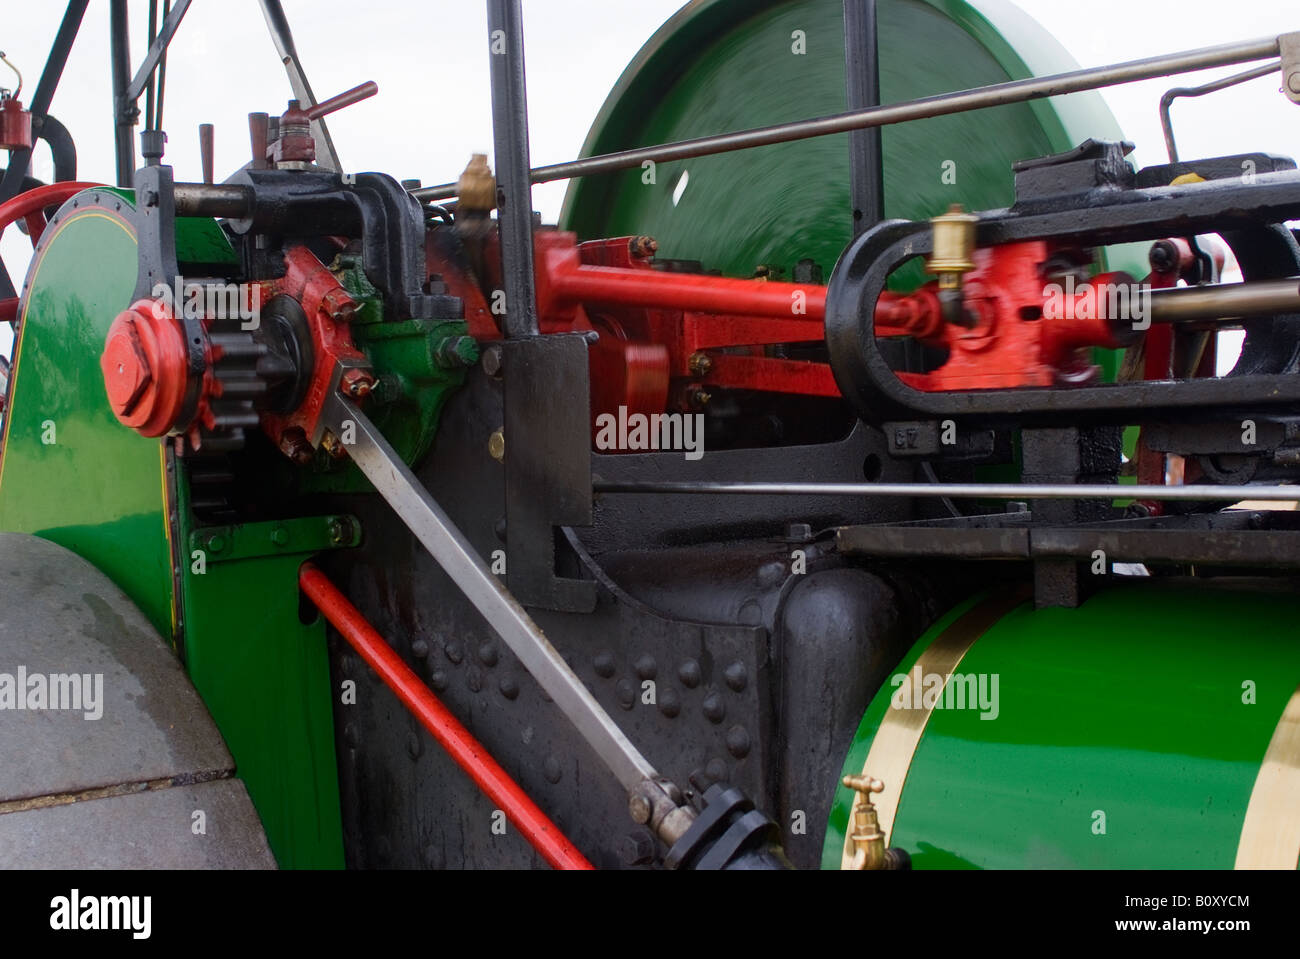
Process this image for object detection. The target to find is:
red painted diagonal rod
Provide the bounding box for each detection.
[299,562,593,870]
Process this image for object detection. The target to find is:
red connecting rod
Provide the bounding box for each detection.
[298,562,594,870]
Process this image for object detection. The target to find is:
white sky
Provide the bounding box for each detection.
[3,0,1300,359]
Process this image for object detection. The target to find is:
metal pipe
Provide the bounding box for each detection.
[843,0,884,235]
[486,0,540,338]
[592,480,1300,503]
[1160,60,1280,163]
[1149,277,1300,324]
[298,563,594,871]
[172,183,255,219]
[413,34,1285,201]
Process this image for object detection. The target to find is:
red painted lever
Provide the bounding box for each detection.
[307,81,378,121]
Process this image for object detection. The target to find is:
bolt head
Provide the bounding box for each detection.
[628,794,652,825]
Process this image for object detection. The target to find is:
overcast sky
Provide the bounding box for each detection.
[3,0,1300,358]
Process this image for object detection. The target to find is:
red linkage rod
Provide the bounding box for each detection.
[299,563,594,870]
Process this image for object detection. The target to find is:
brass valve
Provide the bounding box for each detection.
[842,774,909,871]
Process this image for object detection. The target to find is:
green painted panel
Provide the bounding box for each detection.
[823,582,1300,868]
[0,195,176,637]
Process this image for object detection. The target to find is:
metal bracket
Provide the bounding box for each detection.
[1281,32,1300,104]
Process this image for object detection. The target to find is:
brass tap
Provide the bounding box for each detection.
[842,774,908,871]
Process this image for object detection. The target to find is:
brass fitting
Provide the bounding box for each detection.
[842,775,909,871]
[925,203,977,291]
[457,154,497,212]
[688,351,713,376]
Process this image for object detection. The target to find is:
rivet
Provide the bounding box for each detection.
[702,691,726,723]
[543,756,562,784]
[411,639,429,659]
[705,758,728,782]
[633,654,657,680]
[444,641,464,664]
[724,661,748,692]
[678,659,701,688]
[466,665,483,693]
[725,724,751,759]
[478,641,499,667]
[658,688,681,718]
[616,678,636,710]
[429,669,448,692]
[407,731,422,760]
[593,651,616,678]
[499,676,520,700]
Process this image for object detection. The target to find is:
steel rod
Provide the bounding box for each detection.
[844,0,884,235]
[257,0,341,171]
[1149,277,1300,324]
[1161,60,1280,163]
[413,34,1285,201]
[324,393,659,791]
[592,480,1300,502]
[299,563,593,870]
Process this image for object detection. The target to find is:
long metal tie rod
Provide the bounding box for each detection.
[413,33,1289,202]
[322,393,659,793]
[592,481,1300,503]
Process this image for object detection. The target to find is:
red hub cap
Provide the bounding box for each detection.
[101,299,191,437]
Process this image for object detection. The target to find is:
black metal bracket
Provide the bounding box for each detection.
[502,333,597,613]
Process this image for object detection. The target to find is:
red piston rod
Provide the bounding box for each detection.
[546,259,928,333]
[298,563,594,870]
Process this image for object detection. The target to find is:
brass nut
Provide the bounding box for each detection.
[688,352,713,376]
[321,430,349,460]
[488,428,505,462]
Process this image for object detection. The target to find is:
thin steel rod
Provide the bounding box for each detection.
[1161,60,1280,162]
[413,34,1284,201]
[324,393,659,791]
[123,0,190,103]
[592,481,1300,502]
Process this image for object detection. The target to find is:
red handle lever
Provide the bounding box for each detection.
[307,81,378,121]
